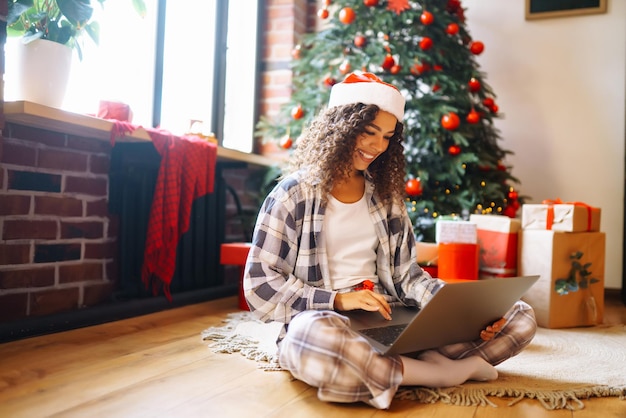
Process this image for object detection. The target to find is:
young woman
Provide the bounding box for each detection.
[244,72,536,409]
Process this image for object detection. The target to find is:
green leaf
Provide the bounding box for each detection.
[84,21,100,45]
[131,0,147,18]
[8,0,34,25]
[57,0,93,27]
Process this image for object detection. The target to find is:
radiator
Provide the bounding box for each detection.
[109,142,225,300]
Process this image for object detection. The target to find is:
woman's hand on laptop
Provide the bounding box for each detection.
[334,291,393,320]
[480,317,507,341]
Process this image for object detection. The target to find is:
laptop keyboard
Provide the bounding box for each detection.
[359,324,407,346]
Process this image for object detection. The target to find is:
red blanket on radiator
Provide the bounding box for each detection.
[111,123,218,300]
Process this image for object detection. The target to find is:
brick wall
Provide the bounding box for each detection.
[0,0,299,324]
[0,124,117,322]
[257,0,316,157]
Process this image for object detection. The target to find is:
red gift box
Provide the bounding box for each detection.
[470,214,521,278]
[437,243,479,281]
[97,100,133,122]
[220,242,252,311]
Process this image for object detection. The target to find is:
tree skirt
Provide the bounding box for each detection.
[201,312,626,410]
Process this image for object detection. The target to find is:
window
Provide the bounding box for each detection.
[4,0,261,153]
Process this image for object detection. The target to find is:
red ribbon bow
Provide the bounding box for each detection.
[541,198,596,231]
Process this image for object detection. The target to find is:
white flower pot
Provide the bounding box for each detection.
[12,39,73,108]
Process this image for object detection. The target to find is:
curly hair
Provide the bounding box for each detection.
[284,103,406,206]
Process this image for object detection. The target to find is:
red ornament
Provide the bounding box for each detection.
[291,105,304,120]
[441,112,460,130]
[468,77,481,93]
[446,23,459,35]
[490,104,499,114]
[405,178,423,196]
[433,64,443,71]
[339,7,356,24]
[508,190,519,200]
[390,64,402,74]
[354,35,367,48]
[448,145,461,156]
[466,109,480,124]
[419,37,434,51]
[420,11,434,25]
[502,205,517,218]
[280,136,293,149]
[339,60,351,74]
[323,76,336,87]
[363,0,378,6]
[317,8,329,19]
[446,0,462,13]
[483,97,495,109]
[382,54,395,70]
[411,62,430,75]
[291,45,302,60]
[432,84,441,92]
[469,41,485,55]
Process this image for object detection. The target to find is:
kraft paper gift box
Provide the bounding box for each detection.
[469,214,520,278]
[416,242,439,278]
[519,230,605,328]
[416,242,438,265]
[435,221,478,281]
[521,202,601,232]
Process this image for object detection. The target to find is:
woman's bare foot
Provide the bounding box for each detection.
[400,350,497,387]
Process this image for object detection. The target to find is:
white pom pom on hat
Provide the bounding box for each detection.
[328,72,406,122]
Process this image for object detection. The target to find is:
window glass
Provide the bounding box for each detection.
[222,0,259,153]
[4,0,259,153]
[160,1,217,136]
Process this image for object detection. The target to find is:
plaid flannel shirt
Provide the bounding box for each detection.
[243,170,445,325]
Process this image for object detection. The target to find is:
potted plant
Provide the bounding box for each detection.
[8,0,104,60]
[6,0,146,107]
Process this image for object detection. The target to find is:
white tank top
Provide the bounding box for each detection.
[324,193,378,290]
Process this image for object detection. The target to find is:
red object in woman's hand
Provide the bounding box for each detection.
[354,279,375,291]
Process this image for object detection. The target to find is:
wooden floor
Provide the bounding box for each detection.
[0,293,625,418]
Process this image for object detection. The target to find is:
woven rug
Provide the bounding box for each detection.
[201,312,626,410]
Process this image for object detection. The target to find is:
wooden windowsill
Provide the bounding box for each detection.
[3,100,277,167]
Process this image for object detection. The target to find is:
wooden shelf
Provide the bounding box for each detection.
[3,101,277,167]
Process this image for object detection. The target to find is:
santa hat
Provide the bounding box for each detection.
[328,72,405,122]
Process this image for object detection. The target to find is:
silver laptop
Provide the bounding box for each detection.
[345,275,539,355]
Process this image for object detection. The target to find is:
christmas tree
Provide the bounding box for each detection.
[256,0,524,242]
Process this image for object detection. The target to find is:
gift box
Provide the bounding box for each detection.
[97,100,133,122]
[519,230,605,328]
[416,242,439,279]
[469,214,521,278]
[416,241,438,266]
[521,201,601,232]
[435,220,477,244]
[437,243,479,281]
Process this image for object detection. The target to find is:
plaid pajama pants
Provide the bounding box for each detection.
[277,300,536,409]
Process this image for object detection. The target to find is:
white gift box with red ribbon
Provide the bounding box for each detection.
[521,200,601,232]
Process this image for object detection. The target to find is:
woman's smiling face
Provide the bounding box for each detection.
[352,110,397,172]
